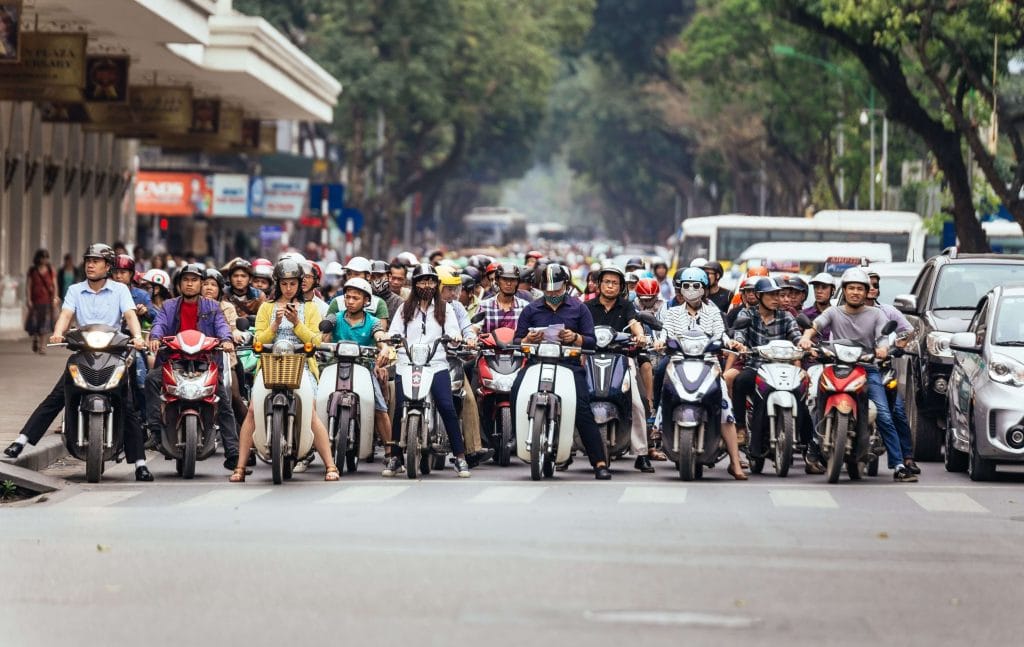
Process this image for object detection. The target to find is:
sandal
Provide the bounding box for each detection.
[229,467,247,483]
[325,466,340,481]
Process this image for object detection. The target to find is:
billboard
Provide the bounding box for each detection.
[211,174,250,217]
[135,172,209,216]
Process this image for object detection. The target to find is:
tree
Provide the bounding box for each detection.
[772,0,1024,251]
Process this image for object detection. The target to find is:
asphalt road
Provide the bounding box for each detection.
[3,451,1023,647]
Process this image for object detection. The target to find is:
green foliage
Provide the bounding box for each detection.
[0,480,17,502]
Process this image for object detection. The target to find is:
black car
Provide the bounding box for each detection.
[894,249,1024,460]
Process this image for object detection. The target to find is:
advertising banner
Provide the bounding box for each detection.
[87,85,192,135]
[211,173,249,217]
[135,172,209,216]
[0,31,86,101]
[262,176,309,220]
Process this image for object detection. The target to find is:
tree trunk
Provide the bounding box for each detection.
[932,131,989,253]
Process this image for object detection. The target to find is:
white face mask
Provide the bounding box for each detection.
[682,287,704,304]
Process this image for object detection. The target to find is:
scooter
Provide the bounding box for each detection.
[156,329,225,478]
[315,319,379,475]
[582,326,640,462]
[515,340,590,481]
[660,329,727,481]
[51,325,134,483]
[740,340,808,477]
[391,334,456,479]
[476,327,523,466]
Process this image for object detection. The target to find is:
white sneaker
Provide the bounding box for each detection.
[454,458,471,478]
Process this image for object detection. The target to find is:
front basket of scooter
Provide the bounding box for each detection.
[261,354,305,390]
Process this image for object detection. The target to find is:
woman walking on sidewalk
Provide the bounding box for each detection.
[25,249,58,354]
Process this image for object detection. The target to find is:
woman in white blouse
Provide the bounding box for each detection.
[657,268,747,480]
[387,264,471,477]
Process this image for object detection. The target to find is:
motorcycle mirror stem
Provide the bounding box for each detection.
[319,318,335,334]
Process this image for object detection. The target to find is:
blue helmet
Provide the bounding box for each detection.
[673,267,709,287]
[754,277,783,294]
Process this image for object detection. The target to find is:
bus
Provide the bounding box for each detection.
[983,219,1024,254]
[462,207,528,246]
[677,211,927,266]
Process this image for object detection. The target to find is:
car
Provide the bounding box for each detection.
[864,261,924,307]
[894,249,1024,461]
[945,283,1024,480]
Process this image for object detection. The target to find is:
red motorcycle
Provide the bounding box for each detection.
[158,329,223,478]
[476,327,524,466]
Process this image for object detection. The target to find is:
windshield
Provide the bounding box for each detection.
[933,264,1024,310]
[876,275,916,306]
[680,235,710,262]
[994,296,1024,345]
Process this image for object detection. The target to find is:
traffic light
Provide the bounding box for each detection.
[159,218,169,231]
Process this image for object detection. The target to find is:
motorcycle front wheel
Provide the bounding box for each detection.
[86,411,105,484]
[774,410,794,478]
[826,412,851,484]
[530,414,546,481]
[498,407,513,467]
[677,425,698,481]
[405,415,420,480]
[271,407,285,485]
[181,415,198,480]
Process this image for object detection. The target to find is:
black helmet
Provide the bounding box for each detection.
[203,268,225,286]
[460,274,477,291]
[462,266,481,284]
[83,243,115,264]
[702,260,725,277]
[273,259,302,282]
[369,260,390,274]
[174,263,205,286]
[410,263,439,283]
[785,275,808,293]
[537,264,570,291]
[754,277,783,294]
[222,257,253,276]
[494,263,520,280]
[625,256,644,271]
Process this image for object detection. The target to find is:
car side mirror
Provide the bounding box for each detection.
[893,294,918,315]
[949,332,980,354]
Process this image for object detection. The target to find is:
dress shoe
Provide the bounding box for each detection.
[804,455,826,475]
[466,448,494,468]
[555,457,573,471]
[135,466,155,482]
[594,465,612,480]
[4,442,25,459]
[634,455,655,473]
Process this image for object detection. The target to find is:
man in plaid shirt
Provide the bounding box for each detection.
[474,264,530,334]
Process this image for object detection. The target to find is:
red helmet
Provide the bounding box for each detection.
[485,262,498,275]
[114,254,135,271]
[635,278,661,298]
[310,262,323,284]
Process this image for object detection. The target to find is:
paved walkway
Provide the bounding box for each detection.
[0,340,67,448]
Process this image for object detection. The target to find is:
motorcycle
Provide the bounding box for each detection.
[315,319,380,475]
[660,329,727,480]
[156,329,225,478]
[740,340,808,477]
[812,320,898,483]
[475,326,523,466]
[51,325,134,483]
[442,344,477,471]
[515,340,590,481]
[391,334,458,479]
[582,325,644,462]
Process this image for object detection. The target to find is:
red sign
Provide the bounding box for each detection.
[135,171,210,216]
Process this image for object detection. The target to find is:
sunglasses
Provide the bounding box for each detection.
[676,282,704,290]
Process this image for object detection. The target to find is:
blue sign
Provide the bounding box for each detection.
[260,225,283,246]
[309,183,345,215]
[338,208,364,234]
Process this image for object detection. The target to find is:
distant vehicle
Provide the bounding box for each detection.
[893,249,1024,461]
[982,220,1024,254]
[526,222,570,242]
[863,262,924,307]
[737,241,893,275]
[946,282,1024,480]
[677,211,927,266]
[463,207,528,247]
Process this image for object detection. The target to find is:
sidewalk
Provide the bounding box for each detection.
[0,340,69,469]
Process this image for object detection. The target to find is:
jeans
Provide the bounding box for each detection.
[892,393,913,461]
[392,369,465,456]
[145,367,240,459]
[866,367,903,469]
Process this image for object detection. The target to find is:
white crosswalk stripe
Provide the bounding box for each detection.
[320,485,411,504]
[54,490,145,507]
[470,486,547,503]
[769,489,838,509]
[179,488,273,507]
[907,492,989,513]
[618,486,687,504]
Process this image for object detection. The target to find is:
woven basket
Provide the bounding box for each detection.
[261,354,305,390]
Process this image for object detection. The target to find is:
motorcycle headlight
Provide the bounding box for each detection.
[484,373,517,392]
[989,354,1024,387]
[103,365,127,389]
[680,337,707,357]
[272,340,293,354]
[926,332,953,358]
[410,343,431,366]
[758,343,802,362]
[537,343,561,358]
[834,344,862,364]
[83,330,115,349]
[621,369,631,392]
[174,377,216,400]
[595,328,614,349]
[335,342,360,358]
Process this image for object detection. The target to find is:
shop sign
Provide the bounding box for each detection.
[0,1,23,63]
[211,173,249,217]
[87,85,192,135]
[135,172,209,216]
[262,176,309,220]
[0,31,86,102]
[84,55,128,103]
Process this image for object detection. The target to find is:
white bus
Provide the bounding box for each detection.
[462,207,528,246]
[983,219,1024,254]
[677,211,927,266]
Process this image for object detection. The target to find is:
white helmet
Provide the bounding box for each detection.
[809,272,836,288]
[278,251,306,264]
[142,268,171,287]
[839,267,871,289]
[344,256,372,273]
[324,261,344,276]
[396,252,418,267]
[343,277,373,300]
[689,257,709,268]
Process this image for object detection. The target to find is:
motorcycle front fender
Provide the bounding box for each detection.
[765,391,798,416]
[825,393,857,417]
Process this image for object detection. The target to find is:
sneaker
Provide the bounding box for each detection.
[381,456,403,477]
[466,448,494,468]
[904,459,921,475]
[292,455,312,473]
[454,457,471,478]
[893,465,918,483]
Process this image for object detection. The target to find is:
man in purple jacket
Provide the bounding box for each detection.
[144,264,240,469]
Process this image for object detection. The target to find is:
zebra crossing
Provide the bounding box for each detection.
[44,482,1000,513]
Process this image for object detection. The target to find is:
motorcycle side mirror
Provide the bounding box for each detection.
[236,317,250,332]
[319,319,335,334]
[635,311,663,331]
[881,320,898,336]
[470,311,485,324]
[796,313,812,330]
[732,318,751,331]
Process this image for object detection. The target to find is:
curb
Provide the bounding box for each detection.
[0,461,66,494]
[0,435,67,472]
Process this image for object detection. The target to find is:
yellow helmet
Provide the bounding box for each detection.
[436,266,462,287]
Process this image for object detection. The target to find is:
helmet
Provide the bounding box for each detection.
[754,277,783,294]
[273,259,302,282]
[277,251,306,263]
[344,256,372,274]
[738,277,757,292]
[596,264,626,285]
[460,274,477,291]
[436,266,462,287]
[324,261,344,277]
[83,243,115,264]
[462,266,482,284]
[202,268,225,288]
[113,254,135,271]
[310,262,323,285]
[625,271,640,284]
[343,278,373,300]
[865,268,880,279]
[650,256,668,269]
[427,249,444,261]
[142,268,171,288]
[840,267,871,289]
[674,267,709,287]
[635,278,661,298]
[468,254,493,272]
[689,257,709,268]
[625,257,644,271]
[702,260,725,277]
[485,262,498,276]
[526,250,543,261]
[369,260,390,275]
[174,263,204,287]
[222,257,253,276]
[410,263,439,283]
[396,251,418,268]
[747,266,770,277]
[252,264,274,281]
[809,272,836,288]
[537,264,569,291]
[785,276,808,293]
[494,263,520,280]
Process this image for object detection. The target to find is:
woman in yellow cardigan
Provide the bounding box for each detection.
[230,260,339,482]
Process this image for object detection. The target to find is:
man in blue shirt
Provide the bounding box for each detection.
[5,244,153,481]
[513,265,612,479]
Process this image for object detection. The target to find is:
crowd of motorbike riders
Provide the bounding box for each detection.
[4,241,922,485]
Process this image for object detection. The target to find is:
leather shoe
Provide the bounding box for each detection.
[804,455,826,475]
[594,465,612,480]
[555,457,573,472]
[466,448,494,468]
[135,466,155,482]
[634,455,655,473]
[4,442,25,459]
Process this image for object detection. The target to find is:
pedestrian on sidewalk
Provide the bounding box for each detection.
[25,249,58,355]
[57,253,82,300]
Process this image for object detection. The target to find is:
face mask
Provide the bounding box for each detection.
[372,277,389,294]
[544,293,565,306]
[415,286,436,301]
[682,288,703,304]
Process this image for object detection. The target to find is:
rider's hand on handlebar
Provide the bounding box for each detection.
[49,333,64,344]
[220,341,235,353]
[875,347,889,360]
[798,338,814,351]
[148,339,161,354]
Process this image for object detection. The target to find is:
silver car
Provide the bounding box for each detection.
[946,283,1024,480]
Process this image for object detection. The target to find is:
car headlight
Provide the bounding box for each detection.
[595,328,614,349]
[83,330,115,349]
[926,332,953,358]
[989,354,1024,387]
[410,343,431,366]
[537,343,561,358]
[335,342,360,358]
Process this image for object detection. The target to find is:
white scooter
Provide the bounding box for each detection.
[391,334,455,479]
[315,319,378,475]
[515,340,589,481]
